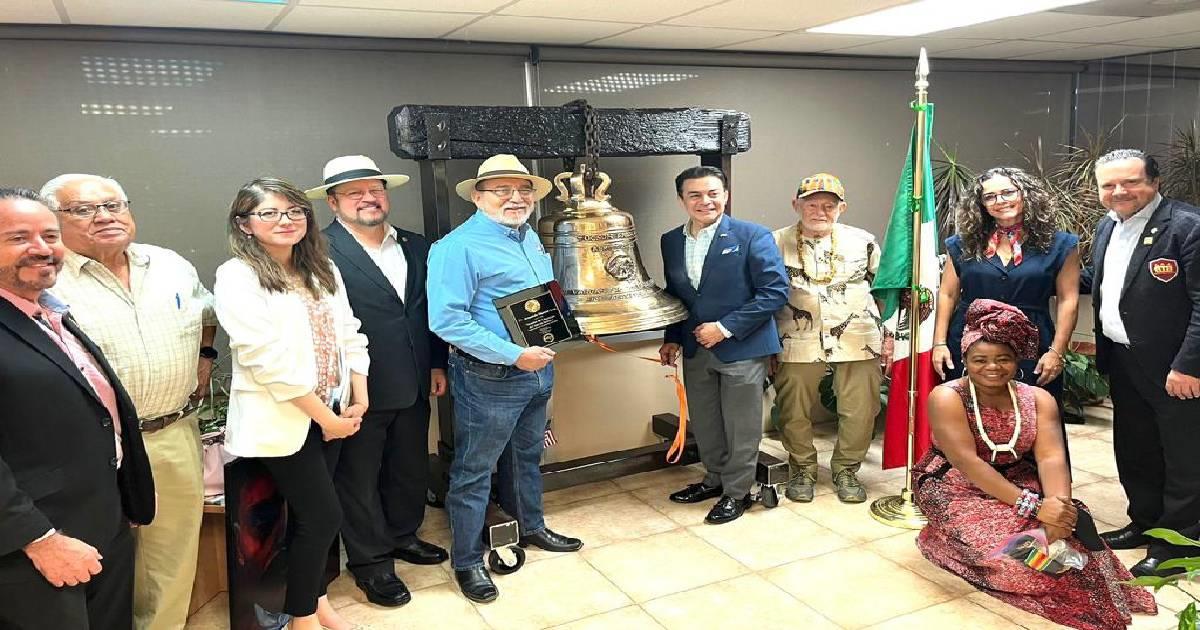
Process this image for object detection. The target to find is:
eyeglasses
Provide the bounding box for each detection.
[244,208,309,222]
[478,186,536,199]
[981,189,1021,206]
[333,187,387,202]
[58,200,130,219]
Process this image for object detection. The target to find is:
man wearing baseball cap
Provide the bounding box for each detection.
[305,155,448,607]
[426,154,582,603]
[770,173,890,504]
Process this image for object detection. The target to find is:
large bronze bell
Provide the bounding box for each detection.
[538,166,688,335]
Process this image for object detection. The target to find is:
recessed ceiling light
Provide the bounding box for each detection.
[808,0,1096,37]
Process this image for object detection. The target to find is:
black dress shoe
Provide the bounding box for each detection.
[705,495,752,525]
[354,573,411,607]
[455,567,499,603]
[1101,524,1149,550]
[1130,555,1185,578]
[669,482,723,504]
[391,537,449,565]
[519,528,583,552]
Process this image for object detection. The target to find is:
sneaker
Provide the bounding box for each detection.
[833,469,867,503]
[784,471,816,503]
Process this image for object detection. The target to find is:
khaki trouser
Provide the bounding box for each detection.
[134,414,204,630]
[773,359,881,477]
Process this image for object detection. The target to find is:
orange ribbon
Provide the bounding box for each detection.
[583,335,690,463]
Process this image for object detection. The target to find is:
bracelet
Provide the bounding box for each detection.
[933,342,948,347]
[1014,488,1042,518]
[1047,347,1064,359]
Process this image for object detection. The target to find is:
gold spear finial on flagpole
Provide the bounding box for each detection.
[870,47,931,530]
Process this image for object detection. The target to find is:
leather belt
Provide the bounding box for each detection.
[139,401,199,433]
[450,346,504,367]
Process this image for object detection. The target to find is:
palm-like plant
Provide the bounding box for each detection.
[932,144,976,242]
[1162,124,1200,207]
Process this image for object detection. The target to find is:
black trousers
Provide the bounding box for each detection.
[334,399,431,579]
[259,424,343,617]
[0,522,134,630]
[1109,345,1200,555]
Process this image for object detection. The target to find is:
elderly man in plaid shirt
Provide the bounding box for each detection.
[41,173,216,630]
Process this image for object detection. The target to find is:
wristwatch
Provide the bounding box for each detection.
[199,346,219,360]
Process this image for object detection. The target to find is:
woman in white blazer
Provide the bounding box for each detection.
[214,177,368,630]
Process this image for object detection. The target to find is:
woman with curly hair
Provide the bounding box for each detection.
[931,167,1081,398]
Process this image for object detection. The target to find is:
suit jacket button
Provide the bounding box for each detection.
[101,419,112,428]
[109,456,118,468]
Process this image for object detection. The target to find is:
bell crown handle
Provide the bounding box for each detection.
[553,165,612,203]
[554,171,573,202]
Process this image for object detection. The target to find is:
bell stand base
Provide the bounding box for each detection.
[869,487,927,530]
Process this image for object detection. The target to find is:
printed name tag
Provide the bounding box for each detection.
[1149,257,1179,283]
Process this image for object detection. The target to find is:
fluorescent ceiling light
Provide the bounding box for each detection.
[807,0,1096,37]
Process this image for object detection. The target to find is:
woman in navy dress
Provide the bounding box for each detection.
[932,167,1081,398]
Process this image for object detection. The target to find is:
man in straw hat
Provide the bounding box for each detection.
[770,173,889,505]
[304,155,448,607]
[427,154,582,603]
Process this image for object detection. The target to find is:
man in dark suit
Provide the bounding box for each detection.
[306,156,448,607]
[1089,149,1200,577]
[0,187,155,628]
[658,166,789,525]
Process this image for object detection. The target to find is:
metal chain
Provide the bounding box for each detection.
[582,102,601,193]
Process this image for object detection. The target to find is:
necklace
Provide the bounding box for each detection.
[797,227,837,284]
[966,377,1021,463]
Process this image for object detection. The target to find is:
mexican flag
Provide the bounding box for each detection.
[872,102,939,471]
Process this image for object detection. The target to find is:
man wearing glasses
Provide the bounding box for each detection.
[427,154,582,603]
[304,155,447,607]
[40,173,215,630]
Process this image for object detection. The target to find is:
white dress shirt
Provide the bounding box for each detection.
[340,220,408,300]
[681,219,732,339]
[1099,193,1162,345]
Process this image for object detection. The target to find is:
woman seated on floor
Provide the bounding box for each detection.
[914,299,1156,630]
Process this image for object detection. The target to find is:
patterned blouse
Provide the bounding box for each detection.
[771,222,883,364]
[292,281,340,404]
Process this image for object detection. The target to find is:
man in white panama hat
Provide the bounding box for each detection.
[305,155,449,608]
[427,154,582,603]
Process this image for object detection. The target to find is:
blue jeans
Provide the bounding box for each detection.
[446,353,554,570]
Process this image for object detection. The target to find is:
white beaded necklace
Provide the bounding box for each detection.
[966,377,1021,463]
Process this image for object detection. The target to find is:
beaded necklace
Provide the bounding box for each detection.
[797,227,837,284]
[966,377,1021,463]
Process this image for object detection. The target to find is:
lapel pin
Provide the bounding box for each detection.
[1151,227,1158,234]
[1143,237,1154,245]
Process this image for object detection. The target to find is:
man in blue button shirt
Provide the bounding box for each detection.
[427,154,583,603]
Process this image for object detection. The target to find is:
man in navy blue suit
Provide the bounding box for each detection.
[658,166,789,525]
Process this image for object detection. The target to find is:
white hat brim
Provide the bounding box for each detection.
[304,173,410,200]
[454,173,553,202]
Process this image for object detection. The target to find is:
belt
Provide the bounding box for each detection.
[139,401,199,433]
[450,346,505,367]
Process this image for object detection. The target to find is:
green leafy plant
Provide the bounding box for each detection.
[1162,124,1200,207]
[196,362,230,437]
[1125,528,1200,630]
[1061,350,1108,420]
[932,144,977,243]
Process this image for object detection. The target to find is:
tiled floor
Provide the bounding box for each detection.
[187,405,1190,629]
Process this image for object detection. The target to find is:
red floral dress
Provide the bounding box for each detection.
[914,379,1156,630]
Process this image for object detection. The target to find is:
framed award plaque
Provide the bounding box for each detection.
[493,280,581,347]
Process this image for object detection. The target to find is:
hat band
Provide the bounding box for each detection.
[475,169,534,179]
[324,168,384,185]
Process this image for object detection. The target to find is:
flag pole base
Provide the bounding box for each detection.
[869,488,927,530]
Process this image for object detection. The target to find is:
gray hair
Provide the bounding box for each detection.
[39,174,129,210]
[1096,149,1160,179]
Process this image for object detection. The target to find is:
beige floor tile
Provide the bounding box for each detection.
[612,463,706,491]
[550,606,666,630]
[418,505,449,534]
[964,591,1079,629]
[787,490,914,544]
[764,547,955,629]
[582,529,748,603]
[1067,436,1120,478]
[686,505,852,570]
[544,479,625,507]
[642,574,840,630]
[1072,479,1132,527]
[474,554,631,630]
[185,593,228,629]
[1066,422,1106,438]
[338,583,490,629]
[1069,467,1105,485]
[630,482,722,527]
[866,597,1015,629]
[864,531,977,597]
[543,492,677,549]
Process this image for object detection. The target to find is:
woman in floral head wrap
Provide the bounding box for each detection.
[912,299,1156,630]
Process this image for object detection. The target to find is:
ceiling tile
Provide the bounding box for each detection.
[934,12,1135,39]
[274,6,476,37]
[718,32,884,53]
[1035,10,1200,44]
[3,0,61,24]
[830,37,997,57]
[587,24,786,49]
[500,0,714,23]
[941,39,1088,59]
[1123,34,1200,50]
[63,0,281,29]
[299,0,508,10]
[666,0,910,31]
[445,15,639,45]
[1012,43,1164,61]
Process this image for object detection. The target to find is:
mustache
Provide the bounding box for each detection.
[18,255,61,267]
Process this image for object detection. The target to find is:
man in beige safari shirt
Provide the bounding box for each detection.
[771,173,890,505]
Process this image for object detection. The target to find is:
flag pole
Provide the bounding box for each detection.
[870,48,931,530]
